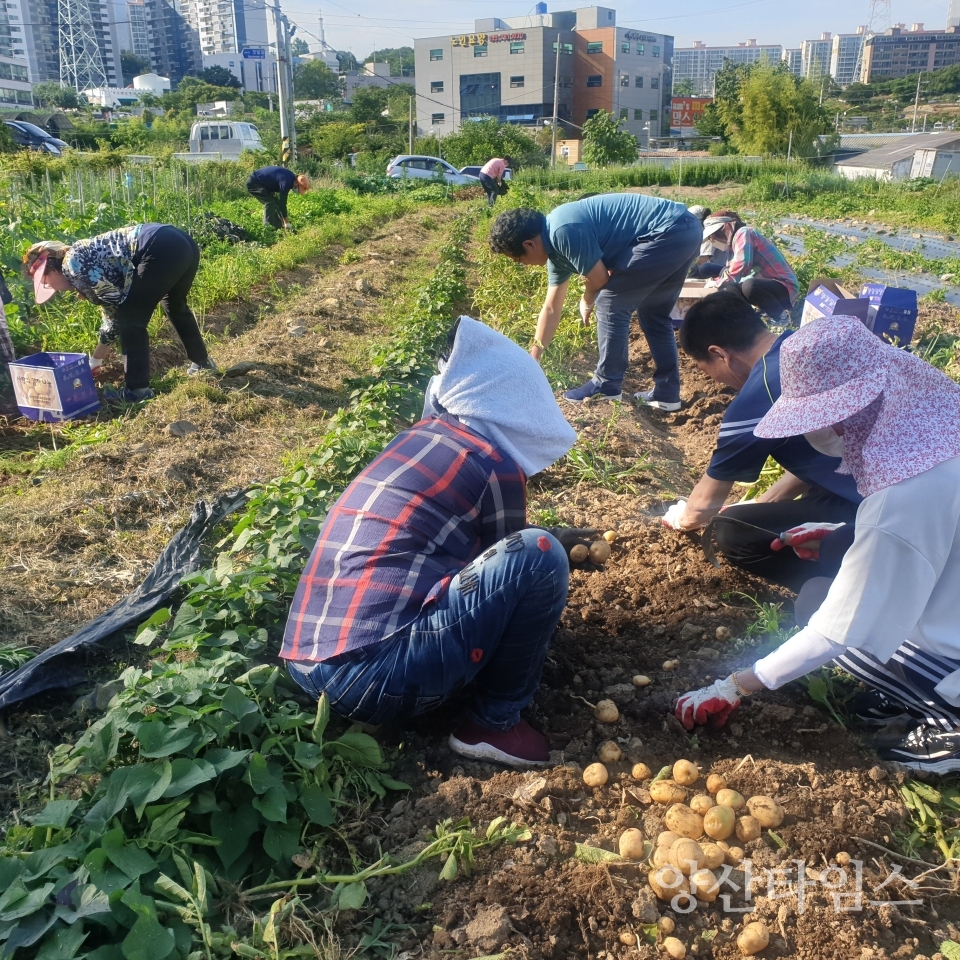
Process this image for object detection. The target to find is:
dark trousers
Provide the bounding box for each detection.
[113,226,209,390]
[246,177,288,228]
[712,489,859,591]
[478,172,500,208]
[690,261,724,279]
[724,277,793,318]
[594,212,702,403]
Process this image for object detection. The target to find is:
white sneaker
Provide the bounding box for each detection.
[634,388,681,412]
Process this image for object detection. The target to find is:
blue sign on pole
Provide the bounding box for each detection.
[242,48,266,59]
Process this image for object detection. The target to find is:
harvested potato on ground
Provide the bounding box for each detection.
[699,842,725,870]
[706,774,727,795]
[569,543,589,563]
[690,794,714,816]
[632,762,653,781]
[673,759,699,785]
[619,828,646,860]
[663,937,686,960]
[594,699,619,723]
[603,530,618,543]
[648,865,689,901]
[665,803,703,840]
[747,795,784,828]
[836,851,851,866]
[689,867,720,902]
[652,845,674,868]
[583,763,608,787]
[715,789,746,810]
[702,804,736,841]
[632,674,652,687]
[669,838,705,875]
[663,659,681,671]
[657,830,681,848]
[738,922,770,956]
[725,845,745,865]
[589,540,612,563]
[598,740,622,763]
[658,917,675,935]
[619,930,636,946]
[650,780,687,804]
[736,815,762,843]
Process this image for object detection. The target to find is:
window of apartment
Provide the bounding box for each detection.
[651,76,659,88]
[430,80,443,93]
[431,112,445,123]
[561,75,573,87]
[635,75,643,87]
[0,87,16,104]
[619,107,628,119]
[586,74,602,86]
[621,41,630,53]
[586,108,601,119]
[15,89,29,104]
[430,48,443,61]
[587,41,603,54]
[634,108,643,120]
[653,45,660,57]
[552,41,573,54]
[474,44,487,57]
[636,43,645,55]
[620,73,629,86]
[650,108,658,121]
[510,75,524,87]
[510,40,524,54]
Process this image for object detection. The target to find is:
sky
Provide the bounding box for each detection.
[281,0,952,60]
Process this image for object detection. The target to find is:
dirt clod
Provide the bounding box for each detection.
[166,420,197,438]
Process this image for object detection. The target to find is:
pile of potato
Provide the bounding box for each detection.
[584,758,782,957]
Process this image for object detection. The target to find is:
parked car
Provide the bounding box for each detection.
[459,165,512,181]
[4,121,61,155]
[386,155,479,185]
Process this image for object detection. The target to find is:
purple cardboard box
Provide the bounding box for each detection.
[10,352,100,422]
[859,284,918,345]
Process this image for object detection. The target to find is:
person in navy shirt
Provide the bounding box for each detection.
[660,290,862,589]
[246,165,310,229]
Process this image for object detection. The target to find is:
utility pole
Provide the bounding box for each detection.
[912,70,923,133]
[271,0,294,164]
[409,95,414,153]
[551,32,561,168]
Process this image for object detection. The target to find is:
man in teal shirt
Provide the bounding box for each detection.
[489,194,701,407]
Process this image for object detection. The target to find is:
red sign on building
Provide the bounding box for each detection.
[670,97,712,136]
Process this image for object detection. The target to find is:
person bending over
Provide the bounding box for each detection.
[489,194,702,409]
[660,291,861,590]
[280,317,579,767]
[246,165,310,230]
[701,211,798,321]
[24,226,215,403]
[478,156,511,208]
[676,315,960,774]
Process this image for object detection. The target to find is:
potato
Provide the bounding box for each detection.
[632,674,652,687]
[689,867,720,902]
[746,795,784,828]
[619,930,636,947]
[569,543,589,563]
[737,921,769,956]
[589,540,611,564]
[836,851,851,867]
[594,699,619,723]
[657,830,681,848]
[715,789,745,811]
[603,530,618,543]
[652,845,674,868]
[669,838,704,875]
[598,740,622,763]
[690,794,715,816]
[706,774,727,795]
[699,842,725,870]
[702,804,736,841]
[736,815,762,843]
[658,917,675,935]
[632,763,653,781]
[716,840,730,852]
[725,845,745,866]
[619,828,646,860]
[663,937,686,960]
[648,865,689,901]
[716,626,732,641]
[583,762,608,787]
[665,803,703,840]
[673,759,699,786]
[663,659,681,671]
[649,780,687,804]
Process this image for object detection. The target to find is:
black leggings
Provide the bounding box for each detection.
[113,226,209,390]
[478,172,500,208]
[723,277,793,318]
[711,489,859,591]
[247,177,289,228]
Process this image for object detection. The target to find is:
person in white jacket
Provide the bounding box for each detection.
[675,314,960,773]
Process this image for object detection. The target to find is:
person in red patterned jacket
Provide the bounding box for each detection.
[281,317,581,767]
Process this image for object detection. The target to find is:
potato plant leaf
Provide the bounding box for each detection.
[574,843,622,864]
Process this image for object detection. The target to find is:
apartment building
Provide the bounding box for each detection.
[800,32,832,79]
[128,0,150,59]
[830,28,866,85]
[781,48,802,76]
[673,39,782,97]
[0,0,31,105]
[861,23,960,82]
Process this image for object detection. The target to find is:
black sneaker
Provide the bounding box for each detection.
[851,689,916,726]
[878,725,960,773]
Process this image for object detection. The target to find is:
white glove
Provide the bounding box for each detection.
[675,676,742,730]
[661,500,688,530]
[579,297,593,326]
[88,355,102,372]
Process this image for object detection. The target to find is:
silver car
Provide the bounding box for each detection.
[386,155,479,185]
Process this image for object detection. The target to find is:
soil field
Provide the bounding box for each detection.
[1,215,959,960]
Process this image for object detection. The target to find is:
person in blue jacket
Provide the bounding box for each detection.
[246,166,310,229]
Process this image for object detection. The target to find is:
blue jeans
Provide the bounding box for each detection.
[593,212,702,403]
[286,528,569,730]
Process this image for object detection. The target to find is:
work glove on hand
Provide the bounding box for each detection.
[545,526,599,567]
[661,500,689,530]
[578,297,593,327]
[771,522,847,560]
[675,676,741,730]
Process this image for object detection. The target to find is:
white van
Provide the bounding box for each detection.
[187,121,263,157]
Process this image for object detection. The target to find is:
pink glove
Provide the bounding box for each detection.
[770,522,846,560]
[675,676,741,730]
